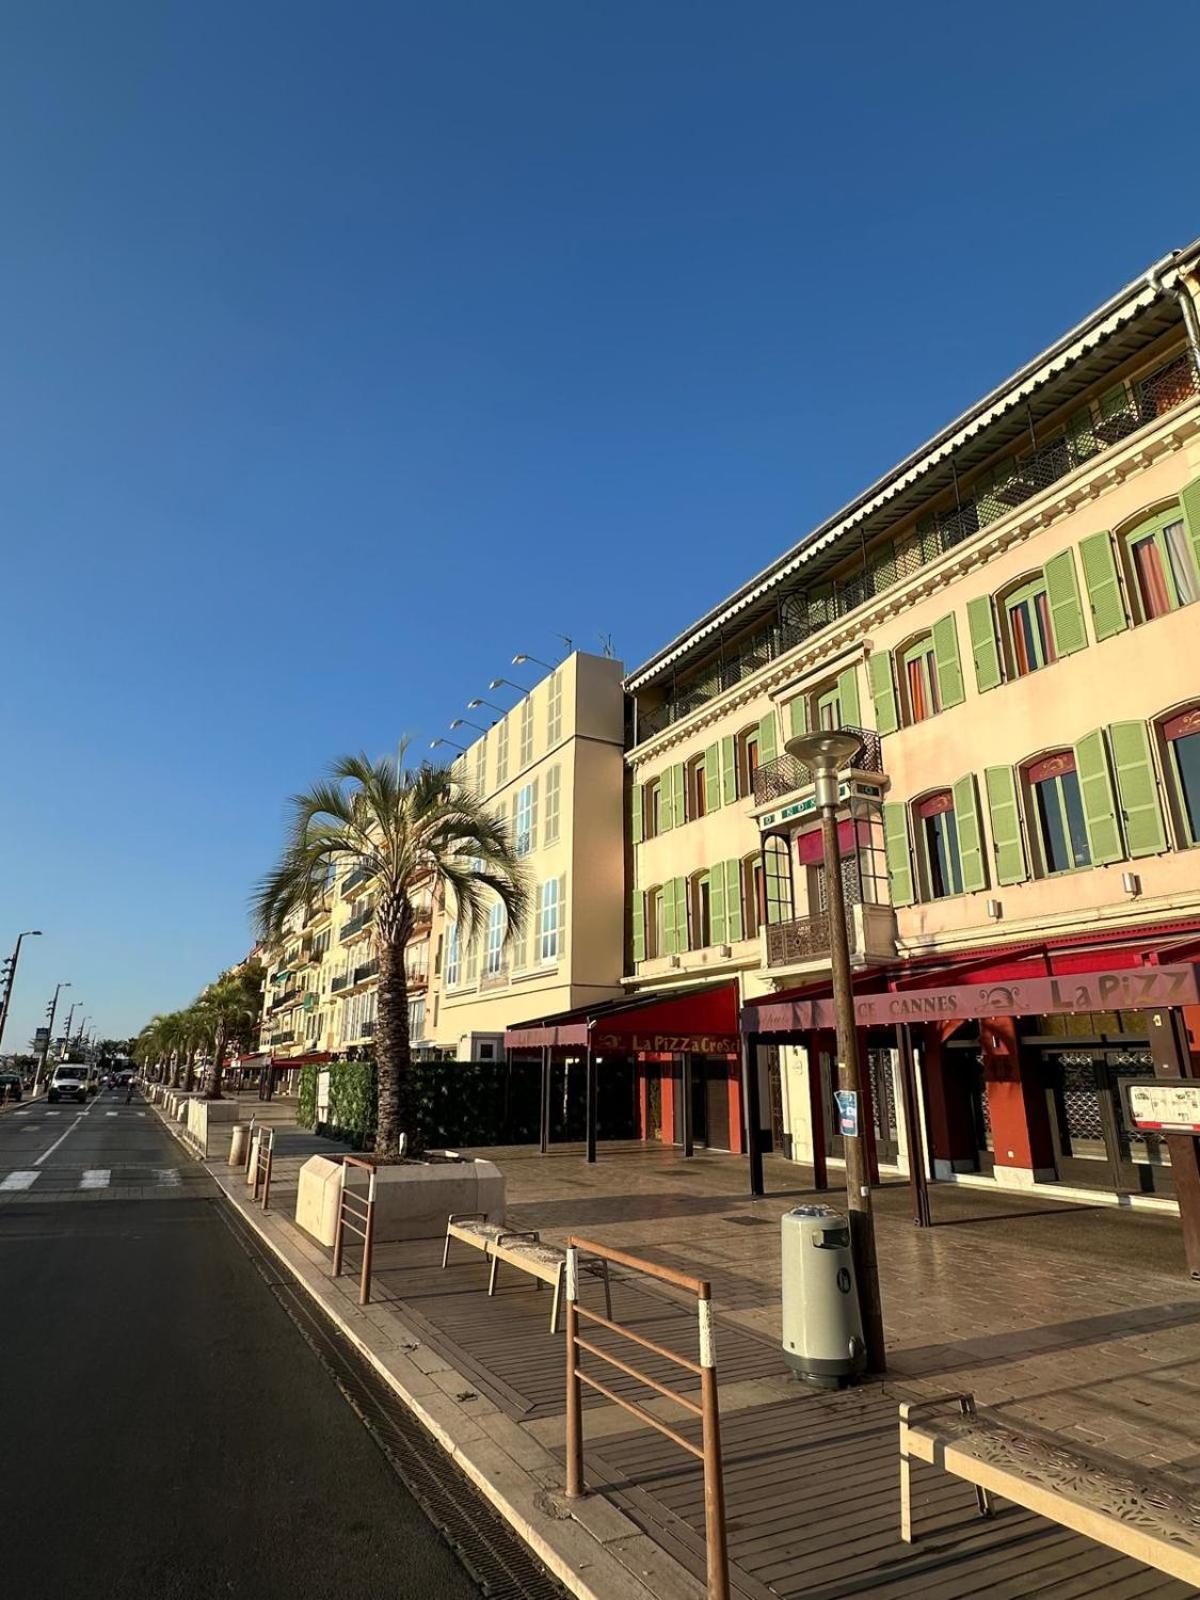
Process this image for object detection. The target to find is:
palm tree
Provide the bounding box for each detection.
[253,748,526,1159]
[197,963,266,1099]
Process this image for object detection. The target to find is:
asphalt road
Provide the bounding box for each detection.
[0,1087,479,1600]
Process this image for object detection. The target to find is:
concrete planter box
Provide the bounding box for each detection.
[185,1098,242,1157]
[293,1153,505,1247]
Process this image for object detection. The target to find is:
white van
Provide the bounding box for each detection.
[49,1064,90,1104]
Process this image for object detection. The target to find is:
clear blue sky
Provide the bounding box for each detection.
[2,1,1197,1046]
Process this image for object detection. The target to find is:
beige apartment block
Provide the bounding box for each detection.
[625,242,1200,1208]
[434,650,626,1060]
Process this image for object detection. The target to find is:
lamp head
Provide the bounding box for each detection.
[467,699,484,710]
[449,719,465,730]
[512,653,529,666]
[785,730,861,810]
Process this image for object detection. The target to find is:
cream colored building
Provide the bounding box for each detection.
[625,242,1200,1206]
[435,650,626,1059]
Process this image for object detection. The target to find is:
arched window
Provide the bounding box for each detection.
[735,725,761,797]
[898,633,940,724]
[643,777,661,839]
[741,853,764,939]
[1120,505,1198,623]
[1025,751,1090,874]
[761,834,794,925]
[1162,705,1200,846]
[1001,573,1057,677]
[915,790,963,898]
[685,752,707,821]
[688,870,712,949]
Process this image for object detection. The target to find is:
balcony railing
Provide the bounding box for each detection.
[752,726,883,806]
[353,959,379,986]
[633,352,1200,746]
[339,909,372,942]
[405,969,429,991]
[331,973,350,993]
[272,987,301,1012]
[271,1030,295,1046]
[342,866,373,899]
[766,911,858,968]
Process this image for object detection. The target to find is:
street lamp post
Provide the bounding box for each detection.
[34,981,70,1091]
[0,929,43,1053]
[62,1001,80,1055]
[785,731,886,1374]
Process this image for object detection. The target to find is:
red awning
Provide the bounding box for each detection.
[505,981,740,1054]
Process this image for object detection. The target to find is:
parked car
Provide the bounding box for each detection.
[0,1072,22,1103]
[48,1064,89,1104]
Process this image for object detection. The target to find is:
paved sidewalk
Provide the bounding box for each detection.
[160,1096,1200,1600]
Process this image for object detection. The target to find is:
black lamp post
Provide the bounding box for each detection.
[0,929,43,1053]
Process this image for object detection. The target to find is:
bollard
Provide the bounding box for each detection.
[245,1128,261,1188]
[229,1124,249,1167]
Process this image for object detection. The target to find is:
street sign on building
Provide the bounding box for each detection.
[1123,1078,1200,1137]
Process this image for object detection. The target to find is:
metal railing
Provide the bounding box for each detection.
[765,910,851,966]
[333,1156,378,1305]
[564,1236,729,1600]
[271,1030,295,1045]
[353,959,379,985]
[252,1125,275,1210]
[751,725,883,806]
[342,866,373,899]
[331,973,350,993]
[339,910,372,942]
[632,352,1200,746]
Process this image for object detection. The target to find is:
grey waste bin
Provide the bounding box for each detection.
[780,1204,866,1388]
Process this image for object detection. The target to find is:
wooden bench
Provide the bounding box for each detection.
[442,1213,612,1334]
[899,1393,1200,1586]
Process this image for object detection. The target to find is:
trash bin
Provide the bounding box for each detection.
[780,1204,866,1388]
[229,1124,249,1167]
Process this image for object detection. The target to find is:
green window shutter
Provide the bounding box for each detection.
[931,613,966,709]
[704,744,721,812]
[724,859,744,941]
[630,782,643,846]
[663,877,678,954]
[673,763,686,828]
[758,712,778,766]
[984,766,1028,885]
[721,735,737,804]
[883,803,914,908]
[1078,531,1127,642]
[866,649,899,735]
[837,665,861,727]
[1044,549,1088,656]
[1073,729,1125,866]
[709,868,725,947]
[951,774,988,893]
[675,879,689,951]
[966,595,1003,693]
[659,774,673,833]
[631,892,646,964]
[1180,475,1200,587]
[1109,720,1168,858]
[788,695,808,739]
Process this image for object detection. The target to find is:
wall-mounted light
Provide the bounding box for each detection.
[986,899,1002,920]
[488,677,528,695]
[513,652,554,671]
[467,698,505,714]
[449,718,488,734]
[1122,871,1141,897]
[430,737,465,753]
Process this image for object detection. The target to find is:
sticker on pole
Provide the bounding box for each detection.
[834,1089,859,1138]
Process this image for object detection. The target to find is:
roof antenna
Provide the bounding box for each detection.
[597,631,616,659]
[556,633,573,658]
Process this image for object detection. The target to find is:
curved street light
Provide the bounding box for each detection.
[512,652,554,671]
[0,929,43,1052]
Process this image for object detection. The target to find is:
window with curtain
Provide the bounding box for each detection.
[901,634,940,723]
[1165,708,1200,845]
[1028,752,1091,873]
[918,791,963,898]
[1125,512,1198,622]
[1004,575,1057,676]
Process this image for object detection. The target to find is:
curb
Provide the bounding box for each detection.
[0,1092,43,1117]
[146,1099,693,1600]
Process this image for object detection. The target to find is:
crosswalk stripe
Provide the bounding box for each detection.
[80,1170,110,1189]
[1,1170,39,1191]
[45,1111,60,1118]
[14,1109,29,1116]
[105,1111,118,1117]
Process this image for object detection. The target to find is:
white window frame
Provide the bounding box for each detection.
[445,922,460,987]
[516,781,535,857]
[485,901,505,977]
[538,879,561,962]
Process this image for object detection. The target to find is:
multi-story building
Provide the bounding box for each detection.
[625,242,1200,1208]
[435,650,626,1059]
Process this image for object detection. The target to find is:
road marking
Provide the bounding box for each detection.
[137,1112,146,1118]
[33,1114,87,1166]
[0,1171,39,1192]
[80,1170,111,1189]
[105,1111,119,1117]
[14,1109,29,1117]
[156,1169,181,1187]
[45,1111,60,1118]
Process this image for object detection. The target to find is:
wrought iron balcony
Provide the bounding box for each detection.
[632,352,1200,747]
[752,725,883,807]
[271,987,301,1012]
[353,958,379,986]
[271,1030,295,1045]
[330,973,350,993]
[339,909,372,942]
[342,865,373,899]
[766,911,857,968]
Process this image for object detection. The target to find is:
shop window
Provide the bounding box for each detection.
[1002,574,1057,677]
[688,871,712,949]
[1027,752,1091,874]
[643,777,661,839]
[1122,508,1198,623]
[899,634,940,724]
[1164,706,1200,846]
[736,726,760,797]
[916,791,963,898]
[685,753,707,821]
[742,854,763,939]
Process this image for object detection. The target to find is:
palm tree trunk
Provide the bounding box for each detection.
[205,1023,226,1100]
[374,940,415,1160]
[184,1048,196,1094]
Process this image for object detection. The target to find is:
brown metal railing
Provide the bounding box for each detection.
[564,1236,729,1600]
[252,1124,275,1210]
[332,1155,378,1305]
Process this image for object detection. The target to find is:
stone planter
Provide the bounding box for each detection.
[293,1153,505,1247]
[185,1098,242,1157]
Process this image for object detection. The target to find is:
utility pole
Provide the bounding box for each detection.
[0,930,43,1054]
[34,981,70,1092]
[785,732,886,1375]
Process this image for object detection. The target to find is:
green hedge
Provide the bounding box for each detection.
[297,1064,318,1130]
[324,1060,378,1148]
